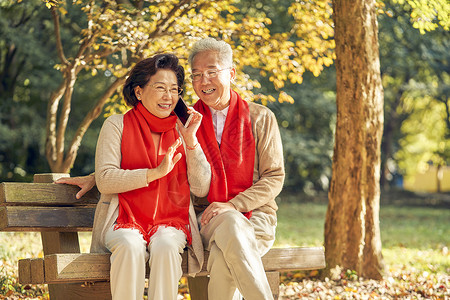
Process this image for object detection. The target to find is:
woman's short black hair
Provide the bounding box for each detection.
[123,53,185,107]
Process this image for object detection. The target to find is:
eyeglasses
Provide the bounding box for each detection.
[149,83,182,95]
[190,68,231,82]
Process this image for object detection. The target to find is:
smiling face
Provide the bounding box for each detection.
[191,50,235,111]
[134,69,179,119]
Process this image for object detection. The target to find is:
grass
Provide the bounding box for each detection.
[1,190,449,298]
[275,197,450,249]
[274,191,450,276]
[274,202,326,248]
[380,205,449,249]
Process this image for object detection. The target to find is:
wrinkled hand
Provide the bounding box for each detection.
[155,138,183,178]
[201,202,236,226]
[177,107,203,148]
[54,174,96,199]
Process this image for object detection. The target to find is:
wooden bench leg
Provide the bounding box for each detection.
[36,174,93,300]
[266,271,280,300]
[42,231,87,299]
[188,276,209,300]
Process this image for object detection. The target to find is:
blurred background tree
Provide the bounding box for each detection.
[0,1,59,181]
[379,0,450,189]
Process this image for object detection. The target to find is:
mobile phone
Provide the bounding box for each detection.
[173,96,192,128]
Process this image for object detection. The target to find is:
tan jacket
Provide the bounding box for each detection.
[89,114,211,276]
[193,101,285,219]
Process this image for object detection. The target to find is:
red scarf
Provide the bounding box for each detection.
[116,102,191,244]
[194,90,255,218]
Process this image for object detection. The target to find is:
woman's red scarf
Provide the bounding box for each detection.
[193,90,255,218]
[115,102,191,244]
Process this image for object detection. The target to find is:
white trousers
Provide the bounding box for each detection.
[104,225,186,300]
[199,210,276,300]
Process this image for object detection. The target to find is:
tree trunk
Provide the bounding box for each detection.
[437,164,443,193]
[380,114,395,188]
[325,0,385,279]
[380,87,404,188]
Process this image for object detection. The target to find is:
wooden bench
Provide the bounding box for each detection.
[0,173,325,299]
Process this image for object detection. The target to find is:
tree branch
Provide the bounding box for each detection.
[436,95,450,137]
[45,81,66,171]
[49,3,101,171]
[50,6,69,66]
[62,75,127,172]
[0,44,17,95]
[11,7,33,28]
[84,47,117,65]
[54,66,78,170]
[155,0,191,35]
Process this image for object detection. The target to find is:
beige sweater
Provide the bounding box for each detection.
[90,114,211,276]
[193,101,285,219]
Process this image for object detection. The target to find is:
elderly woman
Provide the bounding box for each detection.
[89,53,210,300]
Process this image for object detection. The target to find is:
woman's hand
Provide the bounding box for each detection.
[54,174,96,199]
[147,138,183,183]
[177,107,203,148]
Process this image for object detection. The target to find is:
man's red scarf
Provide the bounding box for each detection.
[116,102,191,244]
[194,90,255,218]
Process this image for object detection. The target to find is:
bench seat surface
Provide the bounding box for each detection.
[19,247,326,284]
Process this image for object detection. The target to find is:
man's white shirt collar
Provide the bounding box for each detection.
[209,106,229,145]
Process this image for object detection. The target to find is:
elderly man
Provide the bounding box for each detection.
[187,37,284,300]
[57,37,284,300]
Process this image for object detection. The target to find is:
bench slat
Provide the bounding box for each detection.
[44,254,110,283]
[43,252,191,283]
[0,182,99,206]
[262,247,326,271]
[0,206,95,231]
[37,247,324,284]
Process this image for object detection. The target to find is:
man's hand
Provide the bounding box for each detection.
[54,174,96,199]
[201,202,236,226]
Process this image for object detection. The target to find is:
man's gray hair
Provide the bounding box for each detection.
[188,37,233,68]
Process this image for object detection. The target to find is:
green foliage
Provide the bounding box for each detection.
[396,94,449,177]
[344,269,359,281]
[390,0,450,33]
[0,0,56,181]
[0,105,47,182]
[268,69,336,193]
[378,0,450,185]
[0,0,103,180]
